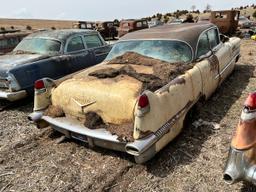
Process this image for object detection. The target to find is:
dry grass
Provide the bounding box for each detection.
[0,40,256,192]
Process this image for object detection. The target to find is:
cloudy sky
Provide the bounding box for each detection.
[0,0,255,21]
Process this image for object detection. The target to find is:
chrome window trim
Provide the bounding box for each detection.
[64,34,87,54]
[195,26,221,58]
[116,39,194,63]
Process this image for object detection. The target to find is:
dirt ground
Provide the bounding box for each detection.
[0,40,256,192]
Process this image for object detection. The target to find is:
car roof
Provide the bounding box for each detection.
[120,23,217,54]
[25,29,98,42]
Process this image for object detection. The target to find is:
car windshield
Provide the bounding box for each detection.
[13,38,61,55]
[105,40,192,63]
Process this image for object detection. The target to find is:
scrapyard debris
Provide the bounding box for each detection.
[90,52,194,92]
[83,111,134,142]
[44,105,65,118]
[107,123,134,142]
[83,112,105,129]
[55,135,66,144]
[192,118,221,130]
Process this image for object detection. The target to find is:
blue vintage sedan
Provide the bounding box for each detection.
[0,29,111,101]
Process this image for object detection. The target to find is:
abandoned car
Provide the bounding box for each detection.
[29,23,241,163]
[72,21,95,30]
[0,29,111,101]
[118,19,149,37]
[95,21,118,40]
[224,92,256,185]
[210,10,240,35]
[0,30,30,55]
[238,16,254,29]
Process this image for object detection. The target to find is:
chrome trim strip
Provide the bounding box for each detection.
[0,90,27,101]
[116,39,194,63]
[215,53,240,79]
[42,116,122,143]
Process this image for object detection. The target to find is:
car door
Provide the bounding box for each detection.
[83,34,111,64]
[196,30,220,99]
[208,28,233,83]
[64,35,94,73]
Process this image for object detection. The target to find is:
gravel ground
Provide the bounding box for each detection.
[0,40,256,192]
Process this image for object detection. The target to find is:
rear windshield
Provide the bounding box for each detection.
[14,38,61,55]
[106,40,192,63]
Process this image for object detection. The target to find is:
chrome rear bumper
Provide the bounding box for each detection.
[0,89,27,101]
[29,112,158,163]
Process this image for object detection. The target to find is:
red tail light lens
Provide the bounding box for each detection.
[244,92,256,110]
[34,80,45,90]
[138,94,149,108]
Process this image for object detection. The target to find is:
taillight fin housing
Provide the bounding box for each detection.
[34,79,45,90]
[244,92,256,110]
[138,94,149,108]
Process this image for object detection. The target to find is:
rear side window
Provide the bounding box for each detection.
[136,22,142,28]
[0,39,8,49]
[67,36,85,52]
[7,37,19,47]
[197,33,210,58]
[208,28,220,49]
[122,23,129,28]
[84,35,103,49]
[215,12,228,19]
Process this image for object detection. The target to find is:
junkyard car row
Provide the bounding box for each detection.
[2,17,256,187]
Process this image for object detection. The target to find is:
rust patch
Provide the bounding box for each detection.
[170,77,186,86]
[44,105,65,118]
[208,54,219,72]
[107,123,134,142]
[138,130,153,139]
[83,112,104,129]
[82,111,134,141]
[231,119,256,150]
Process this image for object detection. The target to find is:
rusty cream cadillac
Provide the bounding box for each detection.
[29,23,241,163]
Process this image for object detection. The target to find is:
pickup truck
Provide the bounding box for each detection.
[0,29,111,101]
[29,23,241,163]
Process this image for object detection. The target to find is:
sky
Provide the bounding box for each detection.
[0,0,255,21]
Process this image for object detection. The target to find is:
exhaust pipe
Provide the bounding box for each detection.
[125,134,157,156]
[28,111,44,122]
[126,105,187,156]
[224,147,256,185]
[223,148,244,184]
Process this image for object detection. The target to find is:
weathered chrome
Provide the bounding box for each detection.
[28,111,44,122]
[224,147,256,185]
[0,89,27,101]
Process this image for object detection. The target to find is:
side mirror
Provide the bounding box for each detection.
[220,34,229,43]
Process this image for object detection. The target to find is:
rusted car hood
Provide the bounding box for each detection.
[51,62,150,125]
[0,54,49,76]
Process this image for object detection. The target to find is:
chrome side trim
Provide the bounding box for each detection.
[215,53,240,79]
[0,90,27,101]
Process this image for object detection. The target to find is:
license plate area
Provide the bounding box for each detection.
[71,132,88,143]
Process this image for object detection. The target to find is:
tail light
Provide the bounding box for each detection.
[244,92,256,110]
[138,94,149,108]
[34,80,45,90]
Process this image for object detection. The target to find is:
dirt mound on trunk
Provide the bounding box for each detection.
[90,52,193,92]
[44,105,65,118]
